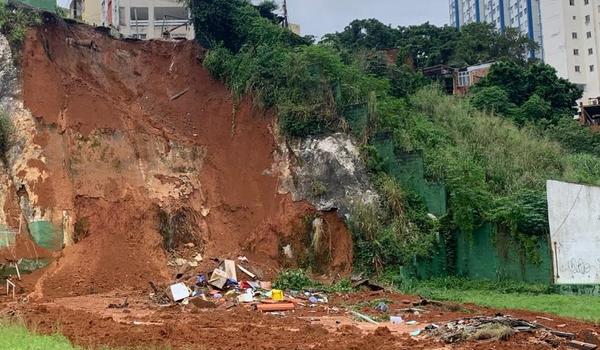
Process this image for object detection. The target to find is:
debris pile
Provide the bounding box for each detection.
[149,257,330,314]
[425,315,598,349]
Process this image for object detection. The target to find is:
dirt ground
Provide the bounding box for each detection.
[1,289,599,349]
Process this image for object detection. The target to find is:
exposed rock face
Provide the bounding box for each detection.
[0,37,16,104]
[281,133,378,218]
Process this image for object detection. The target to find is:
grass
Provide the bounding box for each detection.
[402,278,600,323]
[0,321,182,349]
[0,321,78,350]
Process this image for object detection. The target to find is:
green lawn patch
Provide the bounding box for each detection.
[403,278,600,323]
[0,321,78,350]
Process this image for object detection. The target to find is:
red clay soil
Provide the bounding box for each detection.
[14,19,352,299]
[1,290,599,350]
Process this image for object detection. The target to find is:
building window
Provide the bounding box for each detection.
[130,7,149,21]
[590,48,594,55]
[575,49,580,55]
[118,7,126,26]
[573,32,578,39]
[586,15,591,23]
[154,7,188,21]
[588,31,593,38]
[570,0,575,5]
[575,65,581,72]
[585,0,589,4]
[457,71,470,87]
[591,65,595,72]
[132,33,147,39]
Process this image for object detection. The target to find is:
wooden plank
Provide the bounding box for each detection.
[567,340,598,350]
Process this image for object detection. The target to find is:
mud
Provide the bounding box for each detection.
[1,290,599,349]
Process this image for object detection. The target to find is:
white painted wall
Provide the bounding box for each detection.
[541,0,600,104]
[103,0,194,40]
[547,180,600,285]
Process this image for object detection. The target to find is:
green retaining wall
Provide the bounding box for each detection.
[372,133,554,284]
[1,258,50,277]
[454,224,552,284]
[372,135,447,217]
[5,0,57,11]
[0,226,16,248]
[28,220,63,251]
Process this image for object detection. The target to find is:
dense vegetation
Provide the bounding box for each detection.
[188,0,600,275]
[0,4,41,54]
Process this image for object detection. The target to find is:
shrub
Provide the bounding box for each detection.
[0,5,41,55]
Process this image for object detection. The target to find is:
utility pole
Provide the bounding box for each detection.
[282,0,289,29]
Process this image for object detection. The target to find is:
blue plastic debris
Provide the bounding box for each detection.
[375,302,389,313]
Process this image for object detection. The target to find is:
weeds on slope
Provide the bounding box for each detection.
[0,4,41,55]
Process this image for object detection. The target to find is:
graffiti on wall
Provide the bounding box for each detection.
[547,180,600,284]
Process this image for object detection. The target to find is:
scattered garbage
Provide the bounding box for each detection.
[271,289,284,302]
[151,256,331,317]
[170,282,191,302]
[351,278,385,291]
[390,316,403,325]
[410,329,422,337]
[374,301,389,313]
[567,340,598,350]
[256,303,295,312]
[425,315,583,347]
[107,298,129,309]
[350,310,379,325]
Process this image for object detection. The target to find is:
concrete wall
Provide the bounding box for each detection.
[82,0,102,26]
[103,0,194,40]
[547,180,600,285]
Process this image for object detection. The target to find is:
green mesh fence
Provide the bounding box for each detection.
[372,133,553,284]
[0,226,16,248]
[6,0,57,12]
[28,220,63,251]
[372,135,447,217]
[454,224,552,284]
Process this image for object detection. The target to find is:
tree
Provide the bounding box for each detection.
[321,19,398,50]
[474,60,582,120]
[475,60,529,105]
[396,23,460,69]
[528,64,582,113]
[517,94,552,124]
[389,65,427,98]
[253,1,283,24]
[471,86,515,116]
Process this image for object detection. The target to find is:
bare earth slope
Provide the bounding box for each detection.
[11,21,351,298]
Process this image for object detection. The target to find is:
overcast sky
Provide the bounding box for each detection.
[57,0,450,36]
[286,0,449,38]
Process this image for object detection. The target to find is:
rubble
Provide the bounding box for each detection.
[149,256,332,317]
[425,315,588,348]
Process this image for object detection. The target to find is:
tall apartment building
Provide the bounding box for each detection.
[541,0,600,103]
[449,0,543,59]
[101,0,194,40]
